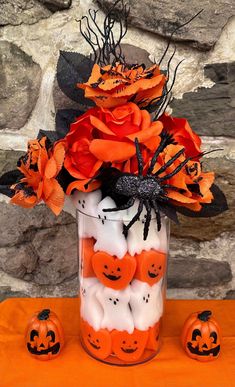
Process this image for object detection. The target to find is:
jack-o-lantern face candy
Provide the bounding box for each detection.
[25,309,64,361]
[80,238,96,277]
[181,310,221,362]
[92,251,136,290]
[81,320,112,360]
[111,329,148,362]
[146,321,161,351]
[135,250,166,286]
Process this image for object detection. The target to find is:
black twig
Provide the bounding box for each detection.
[78,0,130,66]
[158,10,203,66]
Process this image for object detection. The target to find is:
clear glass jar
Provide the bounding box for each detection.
[73,190,169,366]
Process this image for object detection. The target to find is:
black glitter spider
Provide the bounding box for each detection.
[101,132,193,240]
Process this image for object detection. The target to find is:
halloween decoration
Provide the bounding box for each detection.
[147,321,161,351]
[80,238,96,277]
[92,251,136,290]
[181,310,221,362]
[111,329,149,362]
[134,250,166,286]
[125,208,161,256]
[101,133,184,239]
[80,277,104,331]
[25,309,64,361]
[81,320,112,360]
[96,285,134,333]
[130,279,163,330]
[73,190,102,239]
[1,0,228,367]
[93,196,128,258]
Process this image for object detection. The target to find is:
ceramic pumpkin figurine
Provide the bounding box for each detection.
[181,310,221,361]
[81,319,112,360]
[92,251,136,290]
[25,309,64,360]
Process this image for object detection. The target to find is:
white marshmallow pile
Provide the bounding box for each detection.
[74,190,167,333]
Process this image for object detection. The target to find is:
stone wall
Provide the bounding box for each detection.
[0,0,234,301]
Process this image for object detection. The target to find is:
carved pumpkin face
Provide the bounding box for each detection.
[134,250,166,286]
[181,310,221,362]
[146,321,161,351]
[25,309,64,361]
[80,238,96,277]
[81,320,112,360]
[111,329,148,362]
[92,251,136,290]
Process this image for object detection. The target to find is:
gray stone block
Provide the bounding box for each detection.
[0,202,77,285]
[168,256,232,288]
[0,41,42,131]
[224,290,235,299]
[97,0,235,51]
[171,62,235,137]
[0,0,72,26]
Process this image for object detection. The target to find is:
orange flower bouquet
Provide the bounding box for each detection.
[0,0,227,366]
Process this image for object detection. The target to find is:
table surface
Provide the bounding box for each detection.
[0,298,234,387]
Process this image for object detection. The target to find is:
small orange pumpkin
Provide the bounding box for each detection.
[146,321,161,351]
[25,309,64,361]
[81,319,112,360]
[111,329,148,362]
[181,310,221,362]
[134,250,166,286]
[92,251,136,290]
[80,238,96,277]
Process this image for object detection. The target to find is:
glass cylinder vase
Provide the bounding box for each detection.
[73,190,170,366]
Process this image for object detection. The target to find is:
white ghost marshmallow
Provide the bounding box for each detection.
[96,286,134,333]
[130,279,163,330]
[80,277,104,331]
[72,190,102,239]
[124,200,161,256]
[157,218,169,253]
[93,196,128,258]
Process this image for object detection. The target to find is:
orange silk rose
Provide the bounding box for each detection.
[159,113,201,158]
[11,137,65,215]
[153,144,214,211]
[64,102,163,193]
[78,62,166,109]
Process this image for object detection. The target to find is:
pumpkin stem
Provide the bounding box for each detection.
[198,310,212,322]
[38,309,50,320]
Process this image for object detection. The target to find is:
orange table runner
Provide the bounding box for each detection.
[0,298,234,387]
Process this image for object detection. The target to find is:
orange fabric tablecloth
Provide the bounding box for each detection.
[0,298,234,387]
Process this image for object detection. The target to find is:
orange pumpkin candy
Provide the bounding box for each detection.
[92,251,136,290]
[146,321,161,351]
[81,319,112,360]
[181,310,221,362]
[111,329,148,362]
[80,238,96,277]
[25,309,64,361]
[135,250,166,286]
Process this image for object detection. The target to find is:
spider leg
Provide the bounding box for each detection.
[155,147,185,177]
[151,200,161,231]
[143,200,152,240]
[158,196,169,202]
[147,133,174,175]
[162,184,184,192]
[159,156,192,181]
[123,200,144,237]
[103,197,135,212]
[134,138,143,176]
